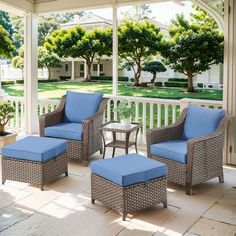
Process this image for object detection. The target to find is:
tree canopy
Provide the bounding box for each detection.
[118,21,164,85]
[45,26,112,81]
[0,25,15,59]
[142,61,166,83]
[38,46,62,79]
[162,13,223,92]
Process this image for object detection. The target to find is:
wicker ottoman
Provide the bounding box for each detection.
[2,136,68,190]
[91,153,167,220]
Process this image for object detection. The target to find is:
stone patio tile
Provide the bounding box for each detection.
[0,213,58,236]
[118,205,179,236]
[217,187,236,206]
[0,186,31,209]
[203,203,236,225]
[186,217,236,236]
[0,205,34,232]
[15,193,55,211]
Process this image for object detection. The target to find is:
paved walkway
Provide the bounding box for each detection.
[0,147,236,236]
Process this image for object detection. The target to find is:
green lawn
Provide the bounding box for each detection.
[3,81,223,100]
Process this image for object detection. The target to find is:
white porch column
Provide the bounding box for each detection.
[84,60,87,79]
[71,60,75,80]
[24,13,38,134]
[97,63,100,77]
[223,0,236,164]
[112,4,118,96]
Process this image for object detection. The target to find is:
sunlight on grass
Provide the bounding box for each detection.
[3,82,223,100]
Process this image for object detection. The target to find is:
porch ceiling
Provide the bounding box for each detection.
[0,0,222,15]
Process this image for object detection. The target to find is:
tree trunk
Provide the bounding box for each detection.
[0,124,5,136]
[85,61,92,82]
[48,68,51,80]
[151,72,157,83]
[134,64,142,86]
[187,72,194,92]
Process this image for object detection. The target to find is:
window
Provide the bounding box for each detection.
[93,64,98,72]
[80,64,84,72]
[100,64,104,72]
[65,64,68,72]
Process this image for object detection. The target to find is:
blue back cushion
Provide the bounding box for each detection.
[64,91,103,123]
[183,105,224,140]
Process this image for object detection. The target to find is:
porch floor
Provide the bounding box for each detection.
[0,145,236,236]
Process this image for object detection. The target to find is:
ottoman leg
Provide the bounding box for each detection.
[2,179,6,185]
[163,200,167,208]
[91,198,95,204]
[40,185,44,191]
[122,212,126,221]
[65,170,68,176]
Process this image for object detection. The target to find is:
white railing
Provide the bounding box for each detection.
[3,95,223,138]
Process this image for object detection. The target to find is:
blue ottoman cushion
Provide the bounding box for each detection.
[91,153,167,187]
[2,136,68,162]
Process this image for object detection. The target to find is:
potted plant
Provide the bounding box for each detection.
[0,102,16,147]
[115,100,133,127]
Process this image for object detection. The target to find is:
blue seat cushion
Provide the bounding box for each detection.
[64,91,103,123]
[151,139,187,164]
[2,136,68,162]
[184,105,224,140]
[91,153,167,187]
[45,122,83,141]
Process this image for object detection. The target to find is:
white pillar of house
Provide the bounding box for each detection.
[24,13,38,134]
[223,0,236,164]
[97,63,100,77]
[84,60,87,79]
[71,60,75,80]
[112,4,118,96]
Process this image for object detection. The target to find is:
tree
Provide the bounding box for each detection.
[12,47,24,78]
[118,21,164,85]
[0,25,15,59]
[142,61,166,83]
[45,26,112,81]
[121,4,152,21]
[162,14,223,92]
[38,46,62,80]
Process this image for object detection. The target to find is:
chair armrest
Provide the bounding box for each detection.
[39,97,66,136]
[186,114,232,185]
[146,109,187,156]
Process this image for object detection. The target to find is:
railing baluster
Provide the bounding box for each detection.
[15,101,19,128]
[164,104,168,126]
[157,104,161,127]
[172,105,176,124]
[135,102,139,123]
[142,103,146,135]
[20,102,24,129]
[107,99,111,122]
[113,100,118,121]
[150,103,154,129]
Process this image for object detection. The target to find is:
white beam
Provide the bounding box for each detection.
[97,63,100,77]
[112,3,118,96]
[223,0,236,164]
[71,60,75,80]
[24,13,38,134]
[84,60,87,79]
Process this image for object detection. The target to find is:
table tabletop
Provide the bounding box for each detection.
[99,121,142,133]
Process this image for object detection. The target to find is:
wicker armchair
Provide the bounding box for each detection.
[147,107,232,195]
[39,93,108,166]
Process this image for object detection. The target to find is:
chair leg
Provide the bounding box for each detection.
[2,179,6,185]
[186,187,192,196]
[65,170,68,176]
[91,198,95,204]
[122,212,126,221]
[163,200,167,208]
[99,148,103,155]
[219,174,224,183]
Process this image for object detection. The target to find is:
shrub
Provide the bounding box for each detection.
[140,82,148,87]
[91,76,129,82]
[2,81,15,85]
[168,78,188,82]
[59,76,71,81]
[16,80,24,84]
[38,79,58,83]
[164,81,188,88]
[129,78,134,82]
[154,82,162,87]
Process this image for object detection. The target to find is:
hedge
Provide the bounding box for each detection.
[59,76,71,81]
[168,78,188,82]
[2,81,15,85]
[154,82,162,87]
[164,81,188,88]
[91,76,129,82]
[15,79,58,84]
